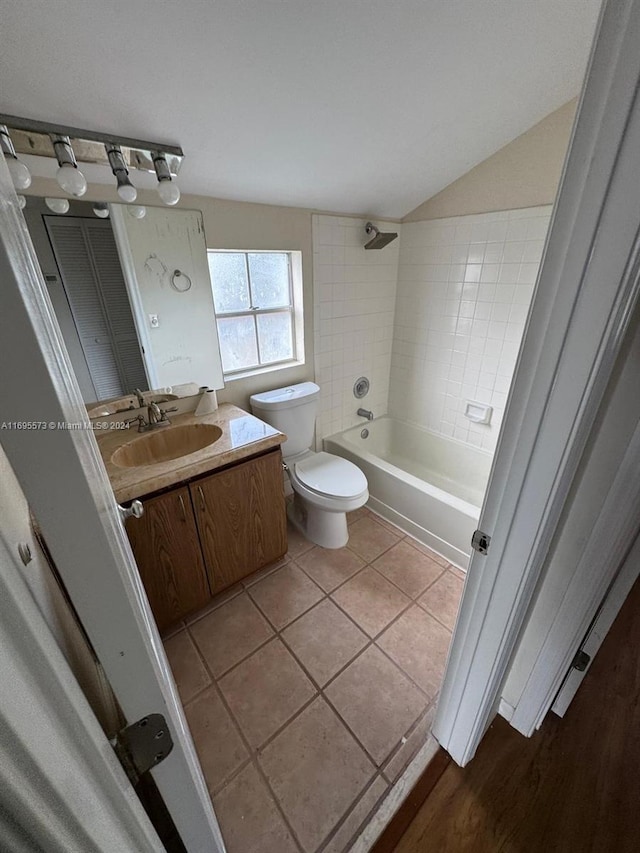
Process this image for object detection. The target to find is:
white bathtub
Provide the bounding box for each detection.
[324,417,493,569]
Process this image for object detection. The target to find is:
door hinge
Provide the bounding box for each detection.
[571,649,591,672]
[471,529,491,555]
[112,714,173,786]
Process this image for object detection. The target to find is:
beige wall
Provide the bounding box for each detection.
[26,178,316,410]
[404,99,577,222]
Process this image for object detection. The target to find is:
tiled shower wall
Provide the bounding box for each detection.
[313,215,400,443]
[389,206,552,452]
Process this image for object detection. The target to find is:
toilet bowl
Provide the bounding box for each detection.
[286,450,368,548]
[249,382,369,549]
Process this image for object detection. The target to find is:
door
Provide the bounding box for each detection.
[193,450,287,592]
[0,161,225,850]
[552,530,640,716]
[125,487,211,632]
[45,215,148,399]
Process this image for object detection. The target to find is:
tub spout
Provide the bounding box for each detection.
[357,408,374,421]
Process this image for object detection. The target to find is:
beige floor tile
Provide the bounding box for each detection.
[163,629,211,704]
[377,605,451,700]
[286,520,315,559]
[282,598,368,686]
[404,537,449,568]
[241,555,290,589]
[372,540,445,599]
[332,568,411,638]
[184,686,249,794]
[219,638,316,748]
[325,646,426,765]
[323,776,389,853]
[184,583,243,626]
[418,569,464,630]
[190,593,273,678]
[448,564,467,581]
[248,563,324,630]
[347,516,401,562]
[296,546,365,593]
[213,763,299,853]
[367,511,403,535]
[382,703,437,783]
[347,506,371,525]
[259,697,375,853]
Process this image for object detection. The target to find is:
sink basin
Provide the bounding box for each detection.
[111,423,223,468]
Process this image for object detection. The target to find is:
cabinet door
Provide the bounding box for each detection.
[125,487,211,631]
[192,450,287,592]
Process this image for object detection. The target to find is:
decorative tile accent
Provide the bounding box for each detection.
[189,593,273,678]
[259,697,375,852]
[248,563,324,630]
[325,646,426,765]
[219,638,316,748]
[332,568,411,638]
[282,598,368,687]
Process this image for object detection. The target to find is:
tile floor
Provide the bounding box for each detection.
[163,508,464,853]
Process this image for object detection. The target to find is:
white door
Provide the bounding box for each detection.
[434,0,640,765]
[0,162,225,849]
[551,530,640,717]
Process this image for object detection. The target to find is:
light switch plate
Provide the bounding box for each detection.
[149,314,159,328]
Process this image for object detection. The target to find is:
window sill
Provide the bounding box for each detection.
[223,359,305,383]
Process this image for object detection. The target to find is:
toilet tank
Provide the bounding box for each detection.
[250,382,320,458]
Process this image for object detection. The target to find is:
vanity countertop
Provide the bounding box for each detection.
[99,403,286,503]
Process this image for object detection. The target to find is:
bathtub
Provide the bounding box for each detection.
[324,417,493,569]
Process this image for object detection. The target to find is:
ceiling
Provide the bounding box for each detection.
[0,0,601,218]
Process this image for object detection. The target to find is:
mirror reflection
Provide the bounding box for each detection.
[23,198,224,405]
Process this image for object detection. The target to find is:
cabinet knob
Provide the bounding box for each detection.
[118,500,144,521]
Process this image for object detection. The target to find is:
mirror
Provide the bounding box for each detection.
[22,198,224,405]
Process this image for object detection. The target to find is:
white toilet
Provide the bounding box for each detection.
[250,382,368,549]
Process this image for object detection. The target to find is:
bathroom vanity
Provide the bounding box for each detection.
[99,404,287,631]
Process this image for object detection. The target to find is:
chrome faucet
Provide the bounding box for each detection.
[357,408,374,421]
[134,388,145,408]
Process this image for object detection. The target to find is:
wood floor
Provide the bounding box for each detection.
[389,574,640,853]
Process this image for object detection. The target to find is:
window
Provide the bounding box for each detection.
[207,250,303,378]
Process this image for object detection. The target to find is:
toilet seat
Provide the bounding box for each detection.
[294,451,367,499]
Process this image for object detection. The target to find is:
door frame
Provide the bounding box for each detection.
[0,159,225,850]
[434,0,640,765]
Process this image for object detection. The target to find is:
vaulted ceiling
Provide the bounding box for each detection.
[0,0,601,217]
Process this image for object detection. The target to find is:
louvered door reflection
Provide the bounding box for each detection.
[45,216,147,399]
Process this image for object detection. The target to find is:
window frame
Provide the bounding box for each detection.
[207,249,303,379]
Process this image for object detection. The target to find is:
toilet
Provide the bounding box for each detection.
[250,382,368,549]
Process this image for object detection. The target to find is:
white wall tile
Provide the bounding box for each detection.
[388,206,551,453]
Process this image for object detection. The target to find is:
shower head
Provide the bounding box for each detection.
[364,222,398,250]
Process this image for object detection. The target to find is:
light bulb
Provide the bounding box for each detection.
[6,156,32,190]
[117,182,137,203]
[56,163,87,197]
[17,195,26,209]
[157,179,180,206]
[93,203,110,218]
[45,197,70,214]
[128,205,146,219]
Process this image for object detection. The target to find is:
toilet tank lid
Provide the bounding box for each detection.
[250,382,320,411]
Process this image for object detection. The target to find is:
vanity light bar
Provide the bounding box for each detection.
[0,114,184,176]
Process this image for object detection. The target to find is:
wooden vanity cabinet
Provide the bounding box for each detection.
[124,448,287,629]
[191,449,287,593]
[125,486,211,632]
